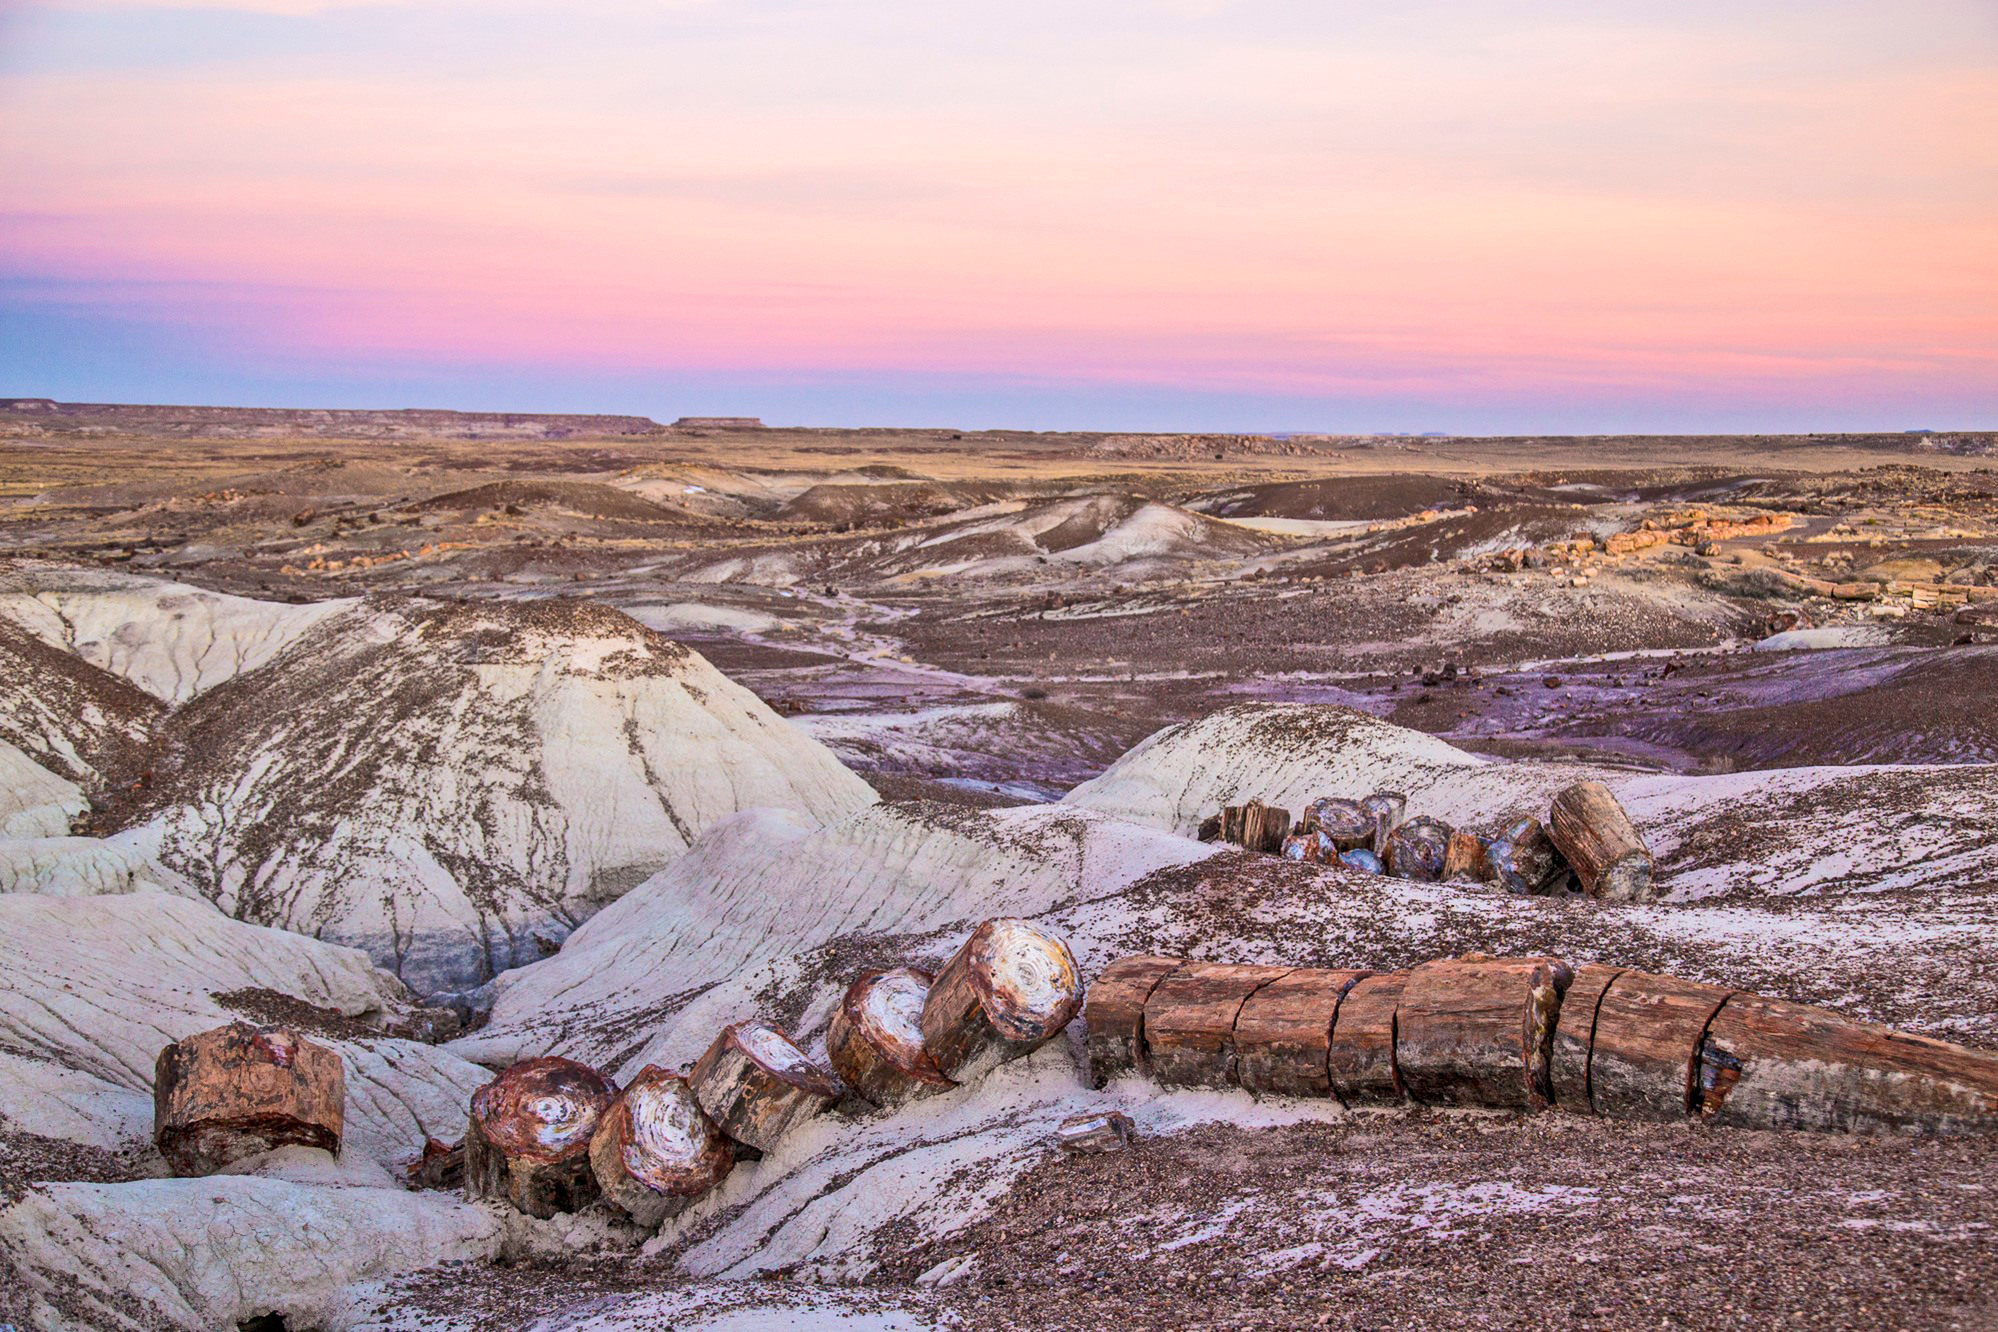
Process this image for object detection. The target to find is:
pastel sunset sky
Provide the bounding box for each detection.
[2,0,1993,431]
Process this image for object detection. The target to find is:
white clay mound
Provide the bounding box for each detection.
[0,835,153,896]
[0,739,85,838]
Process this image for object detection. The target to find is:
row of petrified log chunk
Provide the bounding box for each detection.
[1085,954,1998,1135]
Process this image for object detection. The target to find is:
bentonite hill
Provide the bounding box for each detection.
[1,410,1997,1330]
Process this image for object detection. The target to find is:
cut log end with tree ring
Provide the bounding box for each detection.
[688,1021,841,1154]
[1083,955,1185,1087]
[1326,971,1407,1105]
[465,1056,617,1218]
[1384,816,1453,882]
[1361,791,1408,856]
[1486,814,1566,896]
[1235,968,1373,1098]
[827,967,956,1107]
[920,918,1083,1084]
[1587,970,1735,1121]
[1547,781,1656,903]
[1395,957,1573,1110]
[1549,963,1626,1113]
[1143,962,1295,1088]
[589,1066,734,1228]
[1301,798,1374,851]
[153,1023,345,1178]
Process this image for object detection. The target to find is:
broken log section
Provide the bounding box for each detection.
[1326,971,1408,1105]
[827,967,955,1107]
[1361,792,1407,856]
[1441,829,1491,882]
[1083,954,1184,1087]
[1587,970,1735,1121]
[1301,798,1374,851]
[1218,800,1291,854]
[589,1065,734,1227]
[920,917,1083,1083]
[466,1056,616,1218]
[1143,961,1293,1088]
[1395,957,1570,1110]
[1549,963,1625,1112]
[1235,967,1372,1098]
[689,1021,841,1153]
[1486,814,1566,896]
[1384,816,1452,881]
[153,1023,345,1177]
[1547,781,1654,902]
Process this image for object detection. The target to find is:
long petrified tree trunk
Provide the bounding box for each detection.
[919,918,1083,1083]
[826,968,956,1106]
[154,1023,345,1177]
[589,1065,734,1227]
[466,1056,617,1218]
[688,1022,841,1153]
[1142,962,1294,1088]
[1235,967,1372,1097]
[1547,781,1654,902]
[1394,956,1571,1110]
[1083,954,1184,1087]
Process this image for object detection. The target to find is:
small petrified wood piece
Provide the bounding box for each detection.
[1281,829,1337,864]
[154,1023,345,1177]
[1057,1110,1137,1154]
[1395,956,1572,1110]
[1361,791,1407,856]
[1486,814,1565,895]
[1236,967,1373,1098]
[1547,781,1654,902]
[689,1022,841,1153]
[1339,847,1384,874]
[406,1137,465,1191]
[1325,971,1408,1105]
[1084,954,1185,1087]
[1587,970,1735,1121]
[920,918,1083,1083]
[1549,963,1626,1112]
[1384,816,1453,881]
[1143,962,1294,1088]
[827,967,955,1106]
[1696,995,1998,1135]
[1442,829,1492,882]
[1302,798,1374,851]
[589,1065,734,1227]
[466,1056,616,1218]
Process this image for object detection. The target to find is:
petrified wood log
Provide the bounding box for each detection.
[1696,995,1998,1135]
[589,1065,734,1227]
[1325,971,1408,1105]
[406,1136,465,1191]
[1547,781,1654,902]
[1395,956,1571,1110]
[920,918,1083,1083]
[688,1021,841,1153]
[1486,814,1565,895]
[1143,961,1294,1088]
[1235,967,1373,1098]
[1549,963,1625,1111]
[465,1056,616,1217]
[1056,1110,1137,1154]
[1220,800,1292,854]
[154,1023,345,1177]
[827,967,955,1106]
[1442,829,1492,882]
[1084,954,1184,1087]
[1361,791,1407,856]
[1301,798,1374,851]
[1281,829,1338,864]
[1587,970,1735,1121]
[1384,816,1452,881]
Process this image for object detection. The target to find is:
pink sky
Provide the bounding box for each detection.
[2,0,1994,428]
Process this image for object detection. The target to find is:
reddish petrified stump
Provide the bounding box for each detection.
[1235,967,1373,1098]
[589,1065,734,1227]
[827,968,956,1107]
[1325,971,1408,1105]
[689,1022,841,1153]
[1587,970,1735,1120]
[153,1023,345,1177]
[466,1056,616,1217]
[1142,962,1294,1088]
[1696,995,1998,1135]
[919,918,1083,1083]
[1441,829,1492,882]
[1394,956,1571,1110]
[1083,954,1184,1087]
[1549,963,1626,1112]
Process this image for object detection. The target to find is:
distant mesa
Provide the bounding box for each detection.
[0,400,667,441]
[671,416,764,429]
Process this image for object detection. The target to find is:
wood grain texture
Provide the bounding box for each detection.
[688,1022,840,1153]
[465,1056,616,1218]
[1235,967,1372,1098]
[1547,781,1653,902]
[1588,970,1735,1121]
[1083,955,1184,1088]
[153,1023,345,1177]
[1395,957,1570,1110]
[1142,962,1295,1088]
[1549,963,1625,1113]
[1326,971,1408,1106]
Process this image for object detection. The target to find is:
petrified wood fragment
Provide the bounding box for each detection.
[1587,970,1735,1121]
[1083,954,1184,1087]
[1301,798,1374,851]
[1235,967,1373,1098]
[1220,800,1292,854]
[1549,963,1626,1111]
[1486,814,1565,896]
[465,1056,616,1217]
[920,917,1083,1083]
[688,1021,841,1153]
[1696,995,1998,1135]
[1384,816,1453,881]
[1057,1110,1137,1154]
[1395,956,1571,1110]
[1142,961,1294,1088]
[154,1023,345,1177]
[1360,791,1407,856]
[1281,829,1338,864]
[1547,781,1654,902]
[589,1065,734,1227]
[1325,971,1408,1105]
[827,967,955,1106]
[1441,829,1492,882]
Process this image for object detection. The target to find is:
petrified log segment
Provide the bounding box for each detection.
[1547,781,1654,902]
[1395,957,1571,1110]
[1143,962,1294,1088]
[1325,971,1408,1105]
[1696,995,1998,1135]
[153,1023,345,1177]
[1220,800,1291,854]
[688,1022,841,1153]
[589,1065,734,1227]
[1236,967,1373,1098]
[1486,814,1565,896]
[1587,971,1735,1121]
[920,917,1083,1083]
[1281,829,1338,864]
[1384,816,1452,881]
[1084,954,1184,1087]
[466,1056,616,1218]
[406,1137,464,1191]
[1057,1110,1136,1154]
[1301,798,1374,851]
[1549,964,1625,1112]
[827,967,955,1106]
[1441,830,1492,882]
[1360,792,1406,856]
